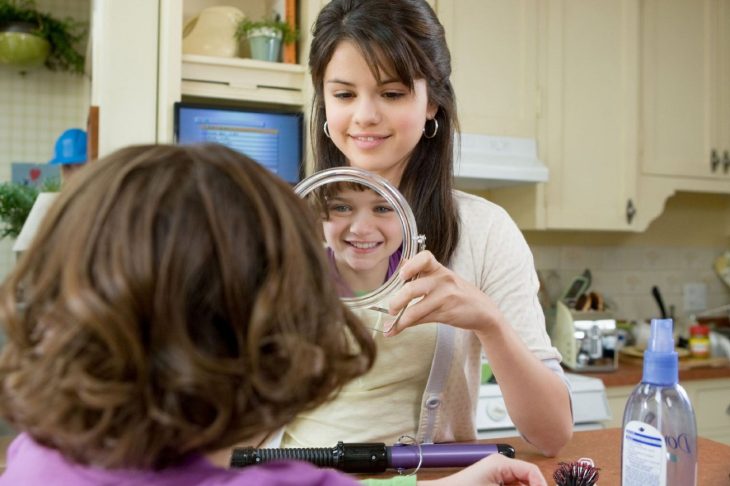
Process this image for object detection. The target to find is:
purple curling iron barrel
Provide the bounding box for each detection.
[230,441,515,473]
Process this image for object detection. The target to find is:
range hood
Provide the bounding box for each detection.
[453,133,548,189]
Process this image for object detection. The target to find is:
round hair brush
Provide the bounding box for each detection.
[552,459,600,486]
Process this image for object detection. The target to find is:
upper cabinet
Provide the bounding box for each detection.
[640,0,730,181]
[436,0,539,139]
[489,0,641,231]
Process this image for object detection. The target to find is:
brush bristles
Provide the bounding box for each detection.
[553,460,600,486]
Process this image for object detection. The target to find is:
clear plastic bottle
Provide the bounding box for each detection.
[621,318,697,486]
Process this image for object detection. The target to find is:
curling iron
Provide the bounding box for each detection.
[230,441,515,473]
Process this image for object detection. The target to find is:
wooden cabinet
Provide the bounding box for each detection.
[157,0,321,146]
[436,0,539,139]
[489,0,641,231]
[603,378,730,445]
[640,0,730,183]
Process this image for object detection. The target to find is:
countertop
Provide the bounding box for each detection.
[398,428,730,484]
[582,359,730,387]
[3,429,728,483]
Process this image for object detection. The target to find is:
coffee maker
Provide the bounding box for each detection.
[550,300,618,372]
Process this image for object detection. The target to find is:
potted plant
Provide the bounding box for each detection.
[0,178,59,239]
[235,17,297,62]
[0,0,86,74]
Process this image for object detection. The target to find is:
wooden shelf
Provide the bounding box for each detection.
[181,54,307,106]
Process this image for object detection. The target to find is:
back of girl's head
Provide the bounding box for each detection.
[309,0,460,265]
[0,143,375,470]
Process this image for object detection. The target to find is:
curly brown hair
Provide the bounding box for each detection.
[0,144,375,470]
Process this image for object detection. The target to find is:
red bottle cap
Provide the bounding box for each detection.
[689,325,709,336]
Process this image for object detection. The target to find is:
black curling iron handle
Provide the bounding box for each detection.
[230,441,514,473]
[231,442,388,473]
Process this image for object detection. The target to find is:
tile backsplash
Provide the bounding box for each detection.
[0,0,90,281]
[525,192,730,332]
[531,244,728,324]
[0,0,90,176]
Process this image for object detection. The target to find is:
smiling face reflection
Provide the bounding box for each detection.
[322,185,403,296]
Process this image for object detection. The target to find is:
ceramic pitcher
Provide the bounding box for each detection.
[182,6,245,57]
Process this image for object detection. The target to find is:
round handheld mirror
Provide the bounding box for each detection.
[294,167,425,310]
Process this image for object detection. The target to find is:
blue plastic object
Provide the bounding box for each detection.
[49,128,87,165]
[643,318,678,386]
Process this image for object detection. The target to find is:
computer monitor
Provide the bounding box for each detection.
[174,102,303,184]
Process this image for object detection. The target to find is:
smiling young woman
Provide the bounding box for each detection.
[281,0,573,457]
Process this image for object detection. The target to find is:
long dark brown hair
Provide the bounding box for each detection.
[309,0,460,265]
[0,144,375,470]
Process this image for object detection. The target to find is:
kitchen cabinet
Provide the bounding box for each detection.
[489,0,641,231]
[603,378,730,445]
[157,0,324,146]
[640,0,730,183]
[436,0,539,139]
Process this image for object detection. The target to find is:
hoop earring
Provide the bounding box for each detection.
[423,118,438,139]
[323,121,331,138]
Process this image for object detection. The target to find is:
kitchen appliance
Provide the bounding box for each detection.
[453,134,548,189]
[550,301,619,372]
[476,373,610,439]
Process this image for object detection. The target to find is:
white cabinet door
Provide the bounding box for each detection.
[541,0,640,230]
[436,0,539,138]
[640,0,728,180]
[718,0,730,175]
[489,0,641,231]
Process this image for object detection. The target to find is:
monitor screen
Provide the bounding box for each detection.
[174,102,303,184]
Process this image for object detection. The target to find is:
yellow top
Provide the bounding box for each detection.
[283,308,437,446]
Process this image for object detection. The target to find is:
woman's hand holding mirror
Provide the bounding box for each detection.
[383,250,501,337]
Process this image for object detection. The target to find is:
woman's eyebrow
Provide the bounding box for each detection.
[325,78,403,86]
[326,78,354,86]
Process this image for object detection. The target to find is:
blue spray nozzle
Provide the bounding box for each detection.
[648,318,674,353]
[643,318,678,385]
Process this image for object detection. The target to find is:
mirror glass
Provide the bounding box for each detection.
[294,167,424,309]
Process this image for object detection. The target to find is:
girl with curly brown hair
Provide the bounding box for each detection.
[0,144,545,485]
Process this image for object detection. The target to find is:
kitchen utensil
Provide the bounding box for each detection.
[715,250,730,289]
[560,270,591,307]
[651,285,667,319]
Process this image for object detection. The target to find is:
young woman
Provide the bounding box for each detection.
[283,0,573,456]
[0,144,546,486]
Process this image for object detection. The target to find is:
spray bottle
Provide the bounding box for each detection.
[621,318,697,485]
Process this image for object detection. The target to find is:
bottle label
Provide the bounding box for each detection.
[622,421,667,486]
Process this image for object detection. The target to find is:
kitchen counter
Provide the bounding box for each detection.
[582,359,730,387]
[393,428,730,484]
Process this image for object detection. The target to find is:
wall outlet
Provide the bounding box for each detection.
[683,282,707,313]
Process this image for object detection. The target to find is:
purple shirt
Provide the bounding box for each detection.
[327,247,403,298]
[0,433,360,486]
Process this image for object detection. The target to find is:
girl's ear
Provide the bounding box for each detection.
[426,103,438,120]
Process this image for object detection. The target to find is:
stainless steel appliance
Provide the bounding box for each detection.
[550,301,619,372]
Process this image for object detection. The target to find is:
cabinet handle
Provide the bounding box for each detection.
[723,151,730,173]
[726,404,730,416]
[711,149,721,172]
[626,199,636,224]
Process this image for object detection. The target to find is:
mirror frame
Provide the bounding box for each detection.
[294,167,424,309]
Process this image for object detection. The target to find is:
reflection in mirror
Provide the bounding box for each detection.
[310,181,404,298]
[295,167,423,311]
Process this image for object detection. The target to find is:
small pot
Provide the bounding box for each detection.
[0,21,50,69]
[247,27,282,62]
